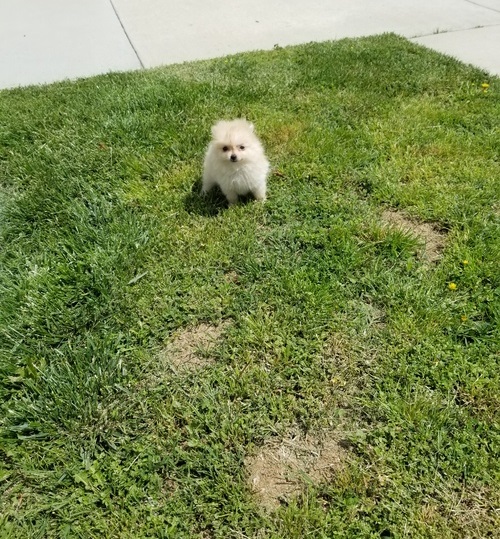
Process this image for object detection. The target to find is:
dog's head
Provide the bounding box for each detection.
[210,119,261,163]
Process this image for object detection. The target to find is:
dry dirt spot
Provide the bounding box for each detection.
[160,321,229,372]
[419,484,499,537]
[382,209,446,263]
[224,270,240,284]
[246,431,347,511]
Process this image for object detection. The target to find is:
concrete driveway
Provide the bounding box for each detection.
[1,0,499,89]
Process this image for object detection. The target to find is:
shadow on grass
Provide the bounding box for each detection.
[184,179,261,216]
[183,179,227,216]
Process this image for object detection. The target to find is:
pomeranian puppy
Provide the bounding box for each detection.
[202,119,270,205]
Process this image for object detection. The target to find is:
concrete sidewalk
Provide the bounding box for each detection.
[1,0,499,89]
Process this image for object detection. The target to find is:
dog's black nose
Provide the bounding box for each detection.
[230,154,237,162]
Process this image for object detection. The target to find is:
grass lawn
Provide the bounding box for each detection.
[1,34,499,538]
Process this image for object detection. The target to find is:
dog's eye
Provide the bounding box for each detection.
[239,145,245,150]
[222,146,229,152]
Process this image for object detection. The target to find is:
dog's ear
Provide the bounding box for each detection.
[239,118,254,131]
[211,121,227,139]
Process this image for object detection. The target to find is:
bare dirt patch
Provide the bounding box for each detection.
[382,209,446,263]
[160,321,229,372]
[224,270,240,284]
[246,430,347,511]
[420,485,499,538]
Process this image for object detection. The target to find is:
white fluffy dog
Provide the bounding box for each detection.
[201,119,270,205]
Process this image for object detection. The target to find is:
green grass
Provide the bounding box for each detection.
[1,34,499,538]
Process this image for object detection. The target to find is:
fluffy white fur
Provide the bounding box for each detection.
[202,119,270,205]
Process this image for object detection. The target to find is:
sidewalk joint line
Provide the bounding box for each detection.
[109,0,145,69]
[464,0,500,14]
